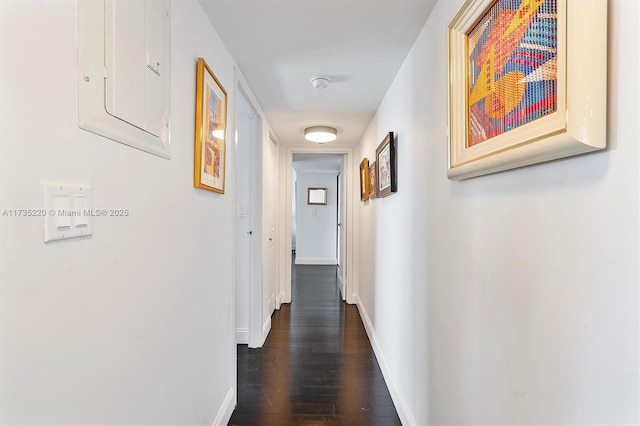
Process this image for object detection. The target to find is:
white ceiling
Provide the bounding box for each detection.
[199,0,438,146]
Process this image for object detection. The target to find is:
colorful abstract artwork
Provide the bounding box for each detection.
[467,0,557,147]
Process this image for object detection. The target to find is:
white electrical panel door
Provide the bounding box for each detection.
[105,0,147,132]
[105,0,165,137]
[78,0,171,158]
[144,1,164,137]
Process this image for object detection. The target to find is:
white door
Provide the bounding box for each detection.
[263,136,278,318]
[235,91,258,345]
[337,166,347,298]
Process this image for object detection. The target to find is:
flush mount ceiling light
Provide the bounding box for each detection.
[304,126,337,143]
[310,76,331,90]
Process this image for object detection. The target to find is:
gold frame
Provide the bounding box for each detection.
[359,158,369,201]
[194,57,228,193]
[447,0,607,180]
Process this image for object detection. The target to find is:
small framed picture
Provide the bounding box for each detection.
[375,132,396,198]
[194,57,227,193]
[308,188,327,205]
[359,158,370,201]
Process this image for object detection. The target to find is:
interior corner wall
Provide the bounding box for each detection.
[292,169,297,251]
[355,0,639,425]
[0,0,240,423]
[295,173,338,265]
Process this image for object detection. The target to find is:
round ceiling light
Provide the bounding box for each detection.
[304,126,337,143]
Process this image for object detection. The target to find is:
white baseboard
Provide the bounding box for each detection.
[295,257,338,265]
[211,387,235,426]
[262,315,272,344]
[348,292,357,305]
[269,293,276,315]
[276,291,289,308]
[236,328,248,344]
[356,296,416,426]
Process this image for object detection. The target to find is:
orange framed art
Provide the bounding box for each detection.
[359,158,370,201]
[194,57,228,193]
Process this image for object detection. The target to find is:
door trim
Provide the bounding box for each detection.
[279,146,356,305]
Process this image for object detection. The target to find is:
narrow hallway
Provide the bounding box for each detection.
[229,263,401,425]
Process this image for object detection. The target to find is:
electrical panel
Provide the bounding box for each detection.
[78,0,171,158]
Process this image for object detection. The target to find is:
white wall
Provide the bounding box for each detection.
[0,1,242,423]
[295,173,338,265]
[356,0,639,425]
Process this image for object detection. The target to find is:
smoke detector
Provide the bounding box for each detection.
[311,76,331,90]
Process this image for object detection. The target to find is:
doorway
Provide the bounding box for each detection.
[280,147,355,305]
[292,153,343,267]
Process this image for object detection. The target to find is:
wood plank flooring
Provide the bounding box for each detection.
[229,263,401,425]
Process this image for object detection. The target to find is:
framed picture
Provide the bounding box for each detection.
[375,132,396,198]
[308,188,327,205]
[194,57,228,193]
[447,0,607,180]
[368,161,376,199]
[359,158,369,201]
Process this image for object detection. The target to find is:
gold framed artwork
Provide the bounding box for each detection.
[375,133,397,198]
[194,57,227,193]
[359,158,369,201]
[447,0,607,180]
[368,161,376,199]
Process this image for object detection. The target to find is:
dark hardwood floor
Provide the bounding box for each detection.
[229,261,401,426]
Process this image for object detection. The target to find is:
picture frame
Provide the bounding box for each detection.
[368,161,376,199]
[359,158,369,201]
[194,57,228,193]
[447,0,607,180]
[308,188,327,205]
[375,132,397,198]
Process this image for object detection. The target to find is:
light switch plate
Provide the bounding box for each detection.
[42,182,93,242]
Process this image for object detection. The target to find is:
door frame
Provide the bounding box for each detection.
[278,145,356,305]
[234,74,264,349]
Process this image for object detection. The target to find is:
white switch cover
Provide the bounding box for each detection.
[42,183,93,242]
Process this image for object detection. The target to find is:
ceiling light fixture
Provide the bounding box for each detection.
[304,126,337,143]
[310,76,331,90]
